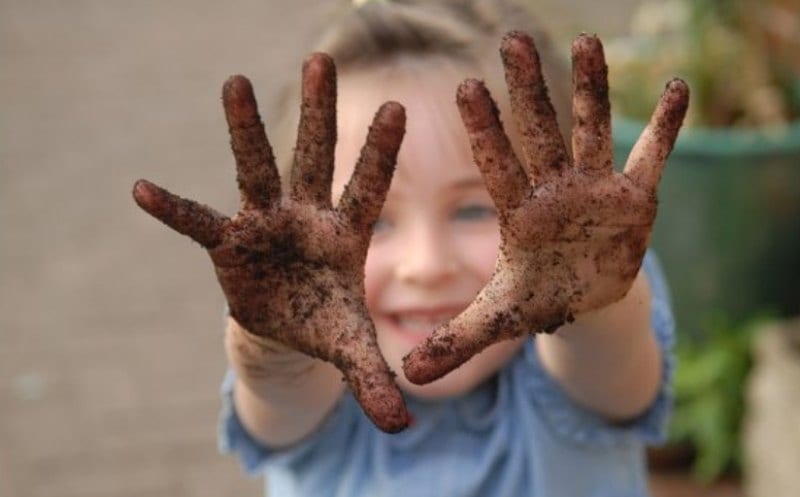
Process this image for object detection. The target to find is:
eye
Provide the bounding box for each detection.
[453,204,497,222]
[371,216,392,234]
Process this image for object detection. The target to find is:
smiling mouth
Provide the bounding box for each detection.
[387,311,460,338]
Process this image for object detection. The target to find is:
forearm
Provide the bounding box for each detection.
[536,269,662,422]
[225,317,345,447]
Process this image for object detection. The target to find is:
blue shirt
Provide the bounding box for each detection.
[219,252,675,496]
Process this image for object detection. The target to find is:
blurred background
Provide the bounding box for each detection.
[1,1,797,496]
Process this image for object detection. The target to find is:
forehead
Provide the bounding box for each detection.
[336,56,474,138]
[333,57,495,191]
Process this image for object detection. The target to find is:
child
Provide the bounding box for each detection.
[132,0,688,495]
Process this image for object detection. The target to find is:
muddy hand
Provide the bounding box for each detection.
[403,32,689,384]
[133,54,409,432]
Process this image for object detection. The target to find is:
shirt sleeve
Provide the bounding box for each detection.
[217,368,353,476]
[523,250,676,448]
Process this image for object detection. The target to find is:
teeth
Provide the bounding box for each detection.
[395,315,452,333]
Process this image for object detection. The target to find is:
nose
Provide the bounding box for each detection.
[394,221,460,286]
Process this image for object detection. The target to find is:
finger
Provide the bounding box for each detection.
[623,79,689,192]
[456,79,530,212]
[223,75,281,210]
[500,31,570,184]
[283,313,409,433]
[132,179,228,249]
[336,102,405,233]
[290,53,337,208]
[571,34,613,174]
[403,280,526,384]
[340,341,409,433]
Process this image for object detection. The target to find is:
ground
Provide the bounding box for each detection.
[1,1,732,496]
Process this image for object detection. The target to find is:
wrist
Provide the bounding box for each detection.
[535,268,661,420]
[566,268,650,338]
[226,316,293,353]
[225,317,316,392]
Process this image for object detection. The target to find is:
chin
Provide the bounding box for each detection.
[379,332,528,401]
[397,366,487,400]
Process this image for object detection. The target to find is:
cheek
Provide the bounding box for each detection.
[456,227,501,281]
[363,242,387,309]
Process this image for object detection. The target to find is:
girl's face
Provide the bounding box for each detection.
[333,60,525,399]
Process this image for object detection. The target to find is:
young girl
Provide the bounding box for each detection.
[133,0,688,495]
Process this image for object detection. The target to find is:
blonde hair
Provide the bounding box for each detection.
[272,0,571,179]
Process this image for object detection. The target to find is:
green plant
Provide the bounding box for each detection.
[669,314,774,482]
[607,0,800,128]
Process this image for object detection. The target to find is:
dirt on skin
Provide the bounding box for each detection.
[402,31,688,385]
[133,31,688,432]
[134,54,409,433]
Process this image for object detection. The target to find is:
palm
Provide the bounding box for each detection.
[500,168,655,314]
[133,55,409,433]
[208,207,361,339]
[403,32,689,384]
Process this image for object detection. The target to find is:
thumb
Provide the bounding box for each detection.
[340,346,409,433]
[403,283,527,384]
[289,315,409,433]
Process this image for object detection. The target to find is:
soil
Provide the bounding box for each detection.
[650,471,743,497]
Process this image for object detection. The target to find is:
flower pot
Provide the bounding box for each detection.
[646,442,696,471]
[613,117,800,337]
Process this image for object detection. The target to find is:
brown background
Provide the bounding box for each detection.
[0,1,637,495]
